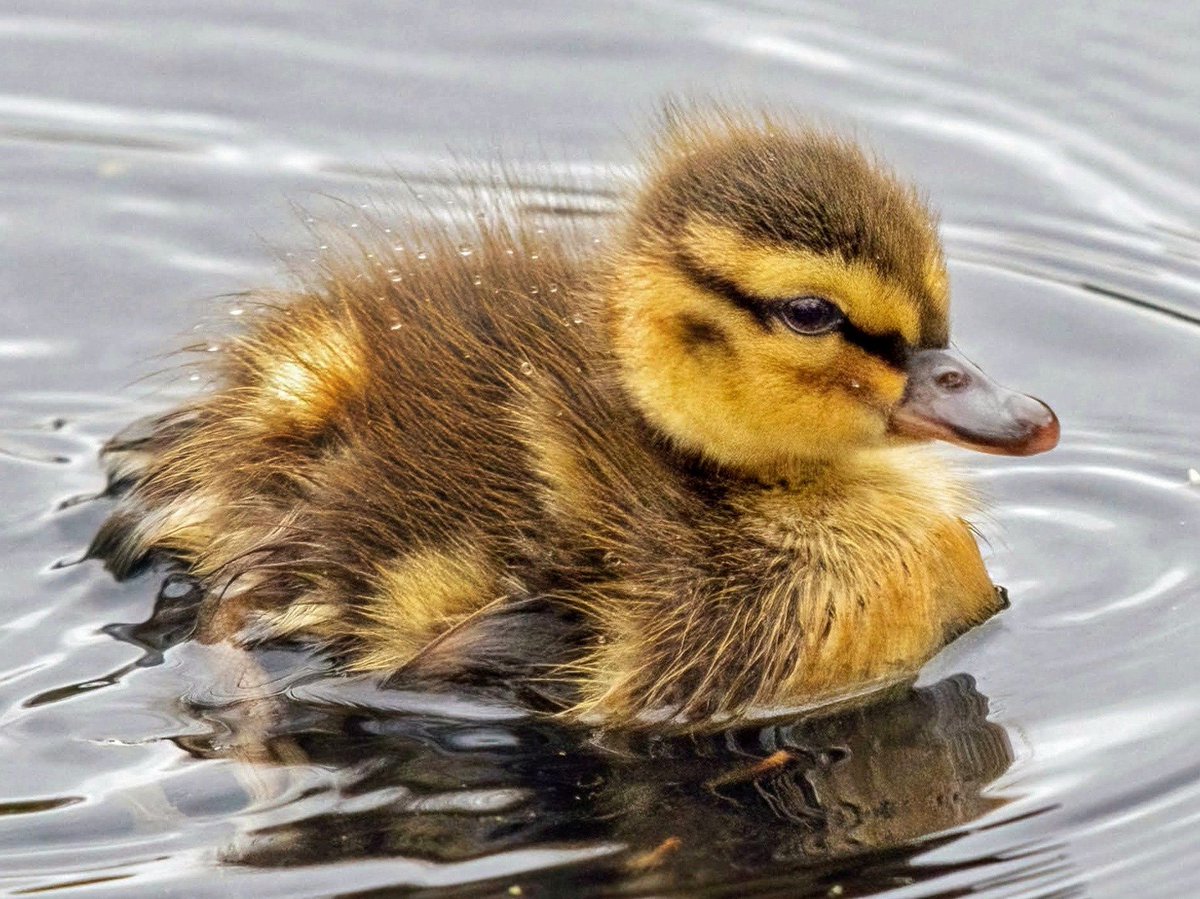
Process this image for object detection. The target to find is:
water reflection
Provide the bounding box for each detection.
[212,682,1016,893]
[110,572,1018,894]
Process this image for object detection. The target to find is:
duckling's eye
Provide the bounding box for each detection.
[777,297,844,335]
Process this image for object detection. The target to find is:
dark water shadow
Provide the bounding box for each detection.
[81,577,1074,897]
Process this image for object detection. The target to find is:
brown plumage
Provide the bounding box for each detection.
[93,107,1058,729]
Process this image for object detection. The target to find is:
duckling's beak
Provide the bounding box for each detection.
[889,348,1059,456]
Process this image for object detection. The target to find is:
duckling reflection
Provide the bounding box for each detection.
[166,666,1012,892]
[602,676,1011,872]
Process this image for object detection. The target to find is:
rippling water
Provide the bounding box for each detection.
[2,2,1198,896]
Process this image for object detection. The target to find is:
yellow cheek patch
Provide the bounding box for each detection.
[611,252,911,472]
[682,221,923,345]
[833,346,908,413]
[350,546,495,672]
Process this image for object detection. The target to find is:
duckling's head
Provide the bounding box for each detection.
[607,110,1058,477]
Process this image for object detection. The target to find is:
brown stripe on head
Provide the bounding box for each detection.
[633,106,950,348]
[670,220,927,350]
[675,312,732,354]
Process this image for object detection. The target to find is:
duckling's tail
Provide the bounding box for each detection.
[89,407,203,578]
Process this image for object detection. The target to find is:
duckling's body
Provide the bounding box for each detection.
[95,110,1056,727]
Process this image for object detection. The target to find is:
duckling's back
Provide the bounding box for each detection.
[95,112,1033,727]
[94,214,605,668]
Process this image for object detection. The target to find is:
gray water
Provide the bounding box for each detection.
[2,2,1199,896]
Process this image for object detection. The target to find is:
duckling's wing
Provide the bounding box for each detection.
[91,215,595,659]
[393,595,588,709]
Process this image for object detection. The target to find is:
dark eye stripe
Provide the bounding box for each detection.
[674,253,911,370]
[840,321,910,369]
[674,252,771,326]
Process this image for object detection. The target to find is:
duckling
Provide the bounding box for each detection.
[93,108,1059,728]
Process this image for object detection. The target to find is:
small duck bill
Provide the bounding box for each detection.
[890,347,1060,456]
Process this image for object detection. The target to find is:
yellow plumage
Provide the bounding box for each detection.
[93,106,1057,729]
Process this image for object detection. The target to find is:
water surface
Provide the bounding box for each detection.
[2,2,1198,896]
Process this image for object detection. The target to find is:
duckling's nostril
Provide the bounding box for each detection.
[935,369,970,391]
